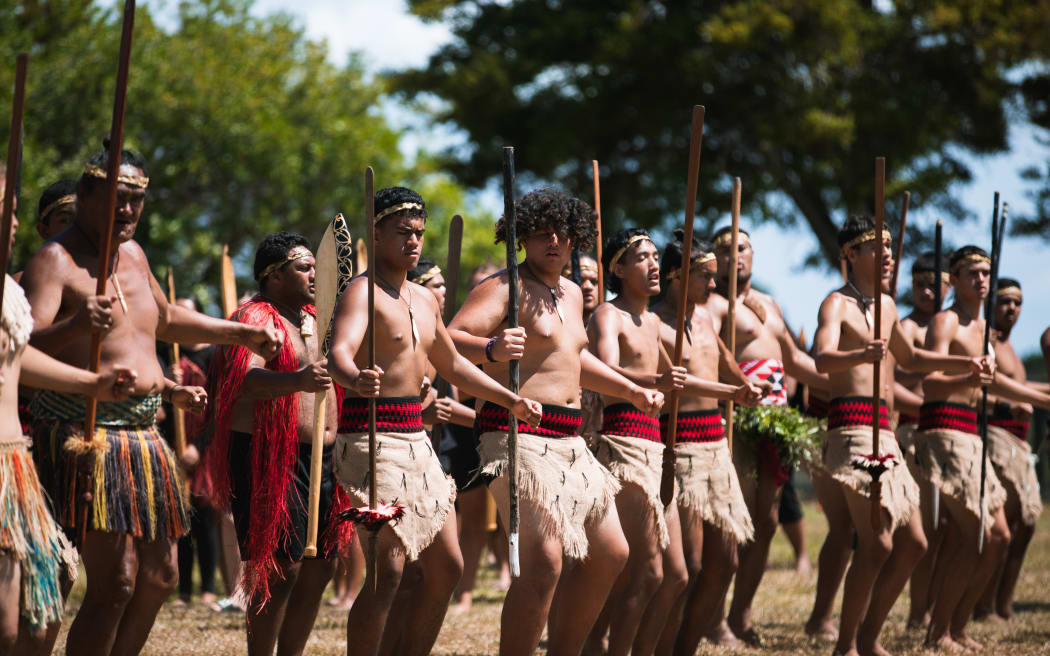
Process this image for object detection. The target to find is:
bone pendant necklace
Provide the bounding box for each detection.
[523,260,564,323]
[379,275,419,348]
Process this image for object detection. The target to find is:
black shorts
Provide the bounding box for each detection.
[438,423,483,492]
[230,431,336,561]
[778,470,803,524]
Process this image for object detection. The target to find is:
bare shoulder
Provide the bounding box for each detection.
[880,293,899,322]
[929,308,960,336]
[559,276,583,301]
[706,292,728,315]
[408,280,439,313]
[818,289,847,315]
[22,240,75,289]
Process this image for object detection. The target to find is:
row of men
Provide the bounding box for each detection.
[0,145,1047,656]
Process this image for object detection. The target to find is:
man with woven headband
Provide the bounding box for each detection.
[449,187,663,655]
[202,231,353,655]
[19,144,281,656]
[648,230,764,654]
[703,223,829,646]
[812,218,993,656]
[562,253,600,322]
[581,227,691,654]
[327,185,542,656]
[913,247,1050,649]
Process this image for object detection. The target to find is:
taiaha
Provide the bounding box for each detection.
[931,220,943,526]
[355,238,367,278]
[0,53,28,310]
[431,214,463,443]
[978,197,1006,553]
[503,146,522,577]
[659,105,706,507]
[890,191,910,298]
[798,328,809,410]
[165,268,186,458]
[220,244,237,318]
[592,160,604,303]
[79,0,137,546]
[303,213,353,558]
[724,177,742,455]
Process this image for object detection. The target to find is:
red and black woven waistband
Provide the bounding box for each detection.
[918,401,978,435]
[990,418,1029,440]
[806,397,829,419]
[475,401,582,438]
[828,397,891,431]
[660,408,724,444]
[601,403,661,443]
[898,414,919,426]
[338,396,423,434]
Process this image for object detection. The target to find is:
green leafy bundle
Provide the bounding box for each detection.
[733,405,824,470]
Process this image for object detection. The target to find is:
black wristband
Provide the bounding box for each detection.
[485,336,498,363]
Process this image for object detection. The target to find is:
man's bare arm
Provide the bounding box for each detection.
[772,302,829,388]
[894,381,923,417]
[447,273,526,364]
[328,278,371,391]
[918,311,985,397]
[20,345,136,401]
[890,311,979,374]
[989,374,1050,412]
[814,293,882,373]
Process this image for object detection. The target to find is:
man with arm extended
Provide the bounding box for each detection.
[328,186,542,656]
[448,188,662,656]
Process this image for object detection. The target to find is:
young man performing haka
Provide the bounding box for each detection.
[204,232,354,655]
[583,228,689,656]
[20,146,280,656]
[705,224,829,646]
[974,277,1045,622]
[651,232,764,655]
[563,254,603,441]
[813,217,993,656]
[448,188,663,656]
[328,186,542,656]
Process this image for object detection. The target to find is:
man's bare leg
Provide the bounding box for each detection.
[274,558,336,656]
[215,511,242,599]
[993,518,1034,620]
[546,501,628,656]
[632,502,688,656]
[947,505,1010,649]
[834,487,893,656]
[805,470,853,641]
[782,518,812,575]
[109,539,179,656]
[488,476,564,656]
[907,481,944,629]
[346,525,408,656]
[0,555,21,655]
[727,456,782,644]
[653,506,703,656]
[245,561,302,656]
[452,486,489,614]
[591,484,663,656]
[673,524,740,655]
[394,510,463,656]
[66,532,138,656]
[857,507,927,656]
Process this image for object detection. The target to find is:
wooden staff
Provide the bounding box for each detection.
[840,258,848,285]
[724,177,742,455]
[220,244,237,318]
[79,0,136,546]
[660,105,706,507]
[890,191,910,298]
[165,268,186,458]
[364,167,379,586]
[502,146,522,577]
[355,238,367,278]
[0,54,27,309]
[869,156,886,532]
[931,220,943,526]
[444,215,463,325]
[978,197,1006,553]
[799,328,809,410]
[592,160,604,303]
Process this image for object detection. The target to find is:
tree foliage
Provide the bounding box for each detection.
[396,0,1050,268]
[0,0,499,309]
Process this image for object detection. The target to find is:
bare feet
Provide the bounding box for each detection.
[796,554,813,576]
[200,591,222,612]
[806,618,839,642]
[952,631,982,651]
[905,613,929,631]
[450,593,473,616]
[703,620,743,648]
[925,632,964,652]
[495,566,511,592]
[733,625,764,648]
[858,637,892,656]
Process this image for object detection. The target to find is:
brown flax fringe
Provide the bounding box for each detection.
[595,433,673,549]
[675,440,754,545]
[985,425,1042,527]
[911,427,1006,527]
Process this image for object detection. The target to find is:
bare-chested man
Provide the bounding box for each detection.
[203,232,353,655]
[449,188,663,656]
[328,186,542,656]
[582,228,690,655]
[914,247,1050,649]
[704,225,829,646]
[20,147,280,656]
[650,231,764,655]
[974,278,1045,622]
[813,216,994,656]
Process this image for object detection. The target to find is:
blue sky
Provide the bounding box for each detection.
[150,0,1050,360]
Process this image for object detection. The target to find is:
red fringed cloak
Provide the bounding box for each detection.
[204,296,352,605]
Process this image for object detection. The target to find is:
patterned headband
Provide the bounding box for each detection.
[839,229,892,258]
[82,164,149,189]
[912,271,951,286]
[712,232,751,248]
[950,253,991,274]
[39,194,76,223]
[257,245,313,280]
[665,253,716,280]
[996,284,1021,300]
[414,265,441,286]
[374,201,424,223]
[608,234,653,268]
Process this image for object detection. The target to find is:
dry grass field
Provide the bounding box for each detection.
[55,502,1050,655]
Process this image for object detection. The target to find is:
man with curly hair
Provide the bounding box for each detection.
[704,225,829,646]
[449,188,663,656]
[651,231,764,654]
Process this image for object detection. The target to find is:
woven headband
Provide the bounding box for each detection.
[712,232,751,248]
[82,164,149,189]
[839,229,892,258]
[949,253,991,274]
[374,201,424,223]
[39,194,76,223]
[608,234,653,268]
[415,265,441,286]
[912,271,951,286]
[996,285,1021,300]
[256,245,313,280]
[561,262,598,277]
[665,253,715,280]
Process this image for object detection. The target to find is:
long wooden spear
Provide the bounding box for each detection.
[592,160,604,303]
[868,156,886,532]
[890,191,910,298]
[165,268,186,458]
[0,53,27,310]
[931,220,943,526]
[503,146,522,577]
[978,198,1006,553]
[364,168,379,585]
[724,177,742,456]
[79,0,137,546]
[432,214,463,444]
[220,244,237,318]
[660,105,706,507]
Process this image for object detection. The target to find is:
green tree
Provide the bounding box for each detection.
[0,0,497,309]
[396,0,1050,267]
